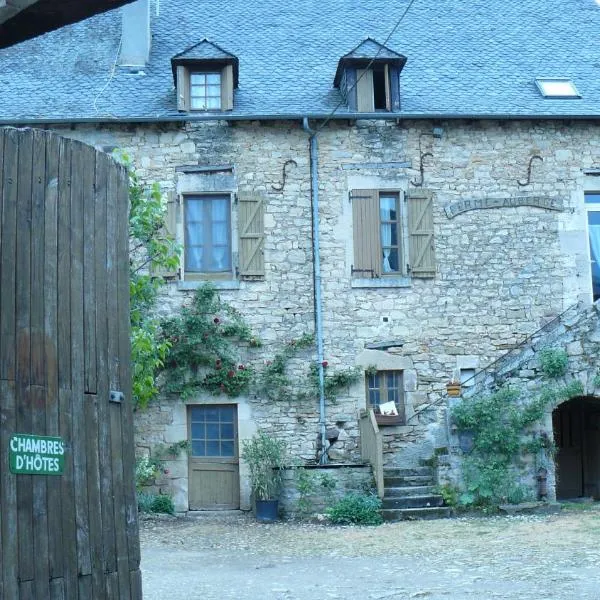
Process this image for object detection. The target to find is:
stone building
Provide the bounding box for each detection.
[2,0,600,512]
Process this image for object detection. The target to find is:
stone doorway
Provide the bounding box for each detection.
[552,396,600,500]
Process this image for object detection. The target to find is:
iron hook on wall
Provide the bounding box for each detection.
[517,155,543,187]
[411,151,433,187]
[271,159,298,192]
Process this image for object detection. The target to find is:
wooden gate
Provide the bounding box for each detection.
[0,128,142,599]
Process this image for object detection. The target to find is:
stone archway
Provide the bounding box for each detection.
[552,396,600,500]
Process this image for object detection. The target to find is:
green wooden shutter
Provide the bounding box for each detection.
[152,191,180,279]
[356,69,374,112]
[407,189,436,278]
[221,64,234,111]
[352,189,381,278]
[238,192,265,277]
[177,65,189,111]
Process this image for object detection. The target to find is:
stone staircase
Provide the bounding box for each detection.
[381,466,451,521]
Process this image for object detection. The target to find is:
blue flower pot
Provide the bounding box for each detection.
[255,499,279,522]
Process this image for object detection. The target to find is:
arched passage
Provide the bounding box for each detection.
[552,396,600,500]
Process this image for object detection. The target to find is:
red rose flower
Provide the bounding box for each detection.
[227,370,235,378]
[322,360,328,368]
[213,317,220,324]
[238,365,245,370]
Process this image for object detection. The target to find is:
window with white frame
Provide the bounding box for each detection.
[159,188,266,283]
[585,192,600,301]
[190,71,222,110]
[184,194,232,276]
[351,188,436,279]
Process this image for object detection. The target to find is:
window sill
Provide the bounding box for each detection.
[351,277,411,289]
[374,414,405,427]
[178,279,240,291]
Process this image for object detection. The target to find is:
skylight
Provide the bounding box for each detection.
[535,78,581,98]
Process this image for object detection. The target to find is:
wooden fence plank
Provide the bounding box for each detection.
[49,577,65,600]
[59,388,77,600]
[44,130,63,582]
[57,137,72,391]
[30,129,50,600]
[57,137,77,600]
[95,152,117,575]
[0,126,4,600]
[0,380,18,599]
[85,393,105,599]
[116,166,140,584]
[31,129,46,386]
[83,151,97,394]
[16,129,35,588]
[70,142,92,581]
[0,128,18,381]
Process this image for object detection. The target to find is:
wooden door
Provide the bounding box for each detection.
[0,128,141,599]
[554,402,584,499]
[188,404,239,510]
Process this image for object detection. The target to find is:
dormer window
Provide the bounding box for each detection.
[334,38,406,113]
[190,72,222,110]
[171,39,239,112]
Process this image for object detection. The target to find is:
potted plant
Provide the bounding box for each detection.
[241,431,287,522]
[446,369,462,397]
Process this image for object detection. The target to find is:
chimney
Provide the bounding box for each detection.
[119,0,151,67]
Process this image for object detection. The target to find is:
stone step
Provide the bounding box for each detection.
[381,506,452,521]
[383,475,434,488]
[382,495,444,510]
[384,485,437,497]
[383,467,433,478]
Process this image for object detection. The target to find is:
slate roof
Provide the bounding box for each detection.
[343,38,406,61]
[172,39,236,62]
[0,0,599,123]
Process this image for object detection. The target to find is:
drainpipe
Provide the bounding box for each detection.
[302,117,327,465]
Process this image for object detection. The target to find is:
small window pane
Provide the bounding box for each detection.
[206,423,220,440]
[190,407,206,422]
[191,423,205,439]
[585,193,600,205]
[220,423,234,439]
[206,73,221,84]
[190,73,207,84]
[203,407,219,421]
[221,441,234,457]
[206,97,221,109]
[192,441,205,456]
[206,441,220,456]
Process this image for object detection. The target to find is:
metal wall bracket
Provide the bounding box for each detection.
[109,391,124,404]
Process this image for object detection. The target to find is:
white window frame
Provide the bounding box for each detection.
[346,176,411,289]
[584,190,600,303]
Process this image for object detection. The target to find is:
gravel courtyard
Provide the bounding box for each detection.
[140,506,600,600]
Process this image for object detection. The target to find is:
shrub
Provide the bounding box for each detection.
[539,348,569,379]
[326,493,383,525]
[135,456,159,491]
[137,491,175,515]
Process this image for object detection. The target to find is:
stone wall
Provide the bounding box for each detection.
[49,117,600,509]
[278,465,374,519]
[442,301,600,501]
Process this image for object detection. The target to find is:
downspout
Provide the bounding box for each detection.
[302,117,328,465]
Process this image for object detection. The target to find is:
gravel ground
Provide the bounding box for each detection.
[140,506,600,600]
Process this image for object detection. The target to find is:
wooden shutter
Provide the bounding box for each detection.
[177,65,190,111]
[221,64,234,111]
[238,192,265,277]
[152,191,179,279]
[356,69,374,112]
[384,64,391,111]
[352,189,381,278]
[407,189,436,278]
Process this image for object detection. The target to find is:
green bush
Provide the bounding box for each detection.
[137,491,175,515]
[539,348,569,378]
[326,493,383,525]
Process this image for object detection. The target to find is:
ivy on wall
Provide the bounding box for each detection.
[452,347,583,509]
[159,284,361,403]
